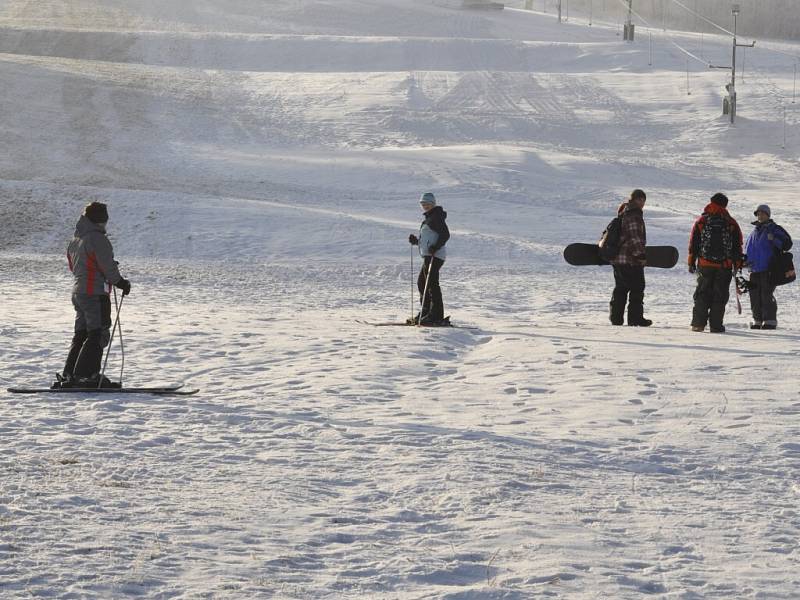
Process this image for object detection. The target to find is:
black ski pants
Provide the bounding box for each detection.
[418,256,445,321]
[610,265,646,325]
[692,266,732,330]
[749,271,778,325]
[63,294,112,379]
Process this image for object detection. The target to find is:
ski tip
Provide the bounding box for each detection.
[173,388,200,396]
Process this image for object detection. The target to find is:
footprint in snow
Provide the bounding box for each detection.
[525,387,549,394]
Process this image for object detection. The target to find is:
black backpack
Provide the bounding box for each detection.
[770,252,796,286]
[598,215,623,262]
[699,214,733,263]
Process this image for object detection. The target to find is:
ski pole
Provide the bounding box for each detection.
[115,289,126,385]
[734,267,743,315]
[418,253,435,327]
[411,244,415,324]
[100,290,124,388]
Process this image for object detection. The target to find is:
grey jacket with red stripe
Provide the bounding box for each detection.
[67,215,122,295]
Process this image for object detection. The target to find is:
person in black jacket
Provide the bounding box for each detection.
[408,192,450,324]
[687,193,743,333]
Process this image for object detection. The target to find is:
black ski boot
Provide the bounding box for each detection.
[626,302,651,327]
[419,315,450,327]
[75,374,121,389]
[629,318,653,327]
[51,373,75,389]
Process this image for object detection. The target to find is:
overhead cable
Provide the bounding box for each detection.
[667,0,733,37]
[613,0,710,67]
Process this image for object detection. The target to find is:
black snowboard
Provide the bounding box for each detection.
[564,244,679,269]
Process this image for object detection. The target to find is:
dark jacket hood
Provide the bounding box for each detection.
[75,214,106,237]
[425,205,447,220]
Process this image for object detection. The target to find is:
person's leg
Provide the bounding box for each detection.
[62,294,88,379]
[691,267,715,329]
[609,266,628,325]
[73,295,112,380]
[625,266,647,326]
[760,272,778,328]
[709,268,732,332]
[426,258,444,321]
[748,272,762,327]
[416,258,429,321]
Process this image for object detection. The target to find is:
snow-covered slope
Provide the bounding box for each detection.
[2,1,800,598]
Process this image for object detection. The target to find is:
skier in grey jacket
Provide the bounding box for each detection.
[55,202,131,388]
[408,192,450,324]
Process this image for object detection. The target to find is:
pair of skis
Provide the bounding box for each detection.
[356,317,477,329]
[8,383,198,396]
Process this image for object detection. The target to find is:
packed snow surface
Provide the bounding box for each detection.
[2,1,800,598]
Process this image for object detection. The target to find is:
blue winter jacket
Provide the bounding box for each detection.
[745,220,792,273]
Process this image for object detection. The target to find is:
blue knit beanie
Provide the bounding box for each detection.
[420,192,436,206]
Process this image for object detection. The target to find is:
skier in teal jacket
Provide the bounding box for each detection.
[408,192,450,324]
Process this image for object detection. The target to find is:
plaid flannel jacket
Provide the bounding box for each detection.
[611,205,647,267]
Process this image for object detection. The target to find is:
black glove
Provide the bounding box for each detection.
[688,263,696,274]
[408,234,419,245]
[115,277,131,296]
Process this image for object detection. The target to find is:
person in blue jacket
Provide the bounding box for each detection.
[408,192,450,324]
[744,204,792,329]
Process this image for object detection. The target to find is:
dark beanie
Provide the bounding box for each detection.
[710,193,729,208]
[631,189,646,201]
[84,202,109,224]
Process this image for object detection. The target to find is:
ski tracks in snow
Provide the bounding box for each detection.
[4,246,800,597]
[3,1,800,597]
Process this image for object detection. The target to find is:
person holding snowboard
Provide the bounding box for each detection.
[408,192,450,325]
[688,193,743,333]
[744,204,792,329]
[53,202,131,388]
[609,189,652,327]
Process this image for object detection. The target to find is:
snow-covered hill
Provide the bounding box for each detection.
[2,1,800,598]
